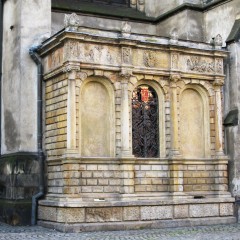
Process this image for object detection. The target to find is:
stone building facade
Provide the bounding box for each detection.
[0,0,240,230]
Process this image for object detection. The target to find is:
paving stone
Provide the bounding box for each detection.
[1,222,240,239]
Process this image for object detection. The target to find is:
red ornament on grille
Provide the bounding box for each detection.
[141,88,149,102]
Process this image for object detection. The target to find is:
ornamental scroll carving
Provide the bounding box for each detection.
[122,47,132,65]
[215,58,223,74]
[187,56,214,73]
[143,51,156,68]
[171,53,179,69]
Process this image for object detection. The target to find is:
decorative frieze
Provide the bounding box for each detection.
[215,58,224,74]
[187,56,215,73]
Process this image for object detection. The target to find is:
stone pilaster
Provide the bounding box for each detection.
[120,70,134,158]
[64,65,80,156]
[169,74,183,194]
[169,74,181,157]
[213,78,225,157]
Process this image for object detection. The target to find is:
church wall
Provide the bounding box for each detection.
[145,0,202,17]
[204,0,240,45]
[2,0,51,154]
[225,42,240,197]
[0,0,51,225]
[51,11,157,36]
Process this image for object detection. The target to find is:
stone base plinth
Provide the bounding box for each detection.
[38,197,236,232]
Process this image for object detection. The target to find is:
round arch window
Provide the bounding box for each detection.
[132,85,159,158]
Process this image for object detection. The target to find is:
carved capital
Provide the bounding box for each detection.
[169,74,181,87]
[77,71,88,82]
[120,68,132,79]
[213,78,224,87]
[63,64,80,79]
[64,13,80,31]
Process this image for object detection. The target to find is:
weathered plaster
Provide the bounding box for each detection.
[225,42,240,197]
[51,12,157,36]
[1,0,51,154]
[204,0,240,45]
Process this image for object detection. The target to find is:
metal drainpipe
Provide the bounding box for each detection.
[29,46,44,226]
[0,0,5,155]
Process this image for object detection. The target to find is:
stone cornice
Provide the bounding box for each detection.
[40,29,228,82]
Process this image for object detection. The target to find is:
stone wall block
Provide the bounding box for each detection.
[86,207,122,222]
[220,203,234,216]
[57,208,85,223]
[38,206,57,222]
[174,205,189,219]
[123,207,140,221]
[189,204,219,218]
[141,206,173,220]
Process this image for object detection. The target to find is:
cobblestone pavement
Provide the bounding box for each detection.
[1,222,240,240]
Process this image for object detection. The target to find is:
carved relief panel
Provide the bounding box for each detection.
[64,41,121,65]
[132,49,169,69]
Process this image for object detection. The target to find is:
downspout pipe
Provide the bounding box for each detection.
[29,45,44,226]
[0,0,5,155]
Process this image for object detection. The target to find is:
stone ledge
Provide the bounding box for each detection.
[39,196,235,207]
[38,216,237,233]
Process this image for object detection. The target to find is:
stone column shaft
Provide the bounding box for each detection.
[65,68,79,154]
[169,75,181,157]
[120,78,132,157]
[214,81,224,156]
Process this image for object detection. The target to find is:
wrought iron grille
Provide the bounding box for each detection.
[132,85,159,158]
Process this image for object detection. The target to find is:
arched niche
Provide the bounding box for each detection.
[179,85,210,158]
[79,76,115,157]
[131,80,166,158]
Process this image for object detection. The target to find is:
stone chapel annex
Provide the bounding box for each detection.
[0,0,240,231]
